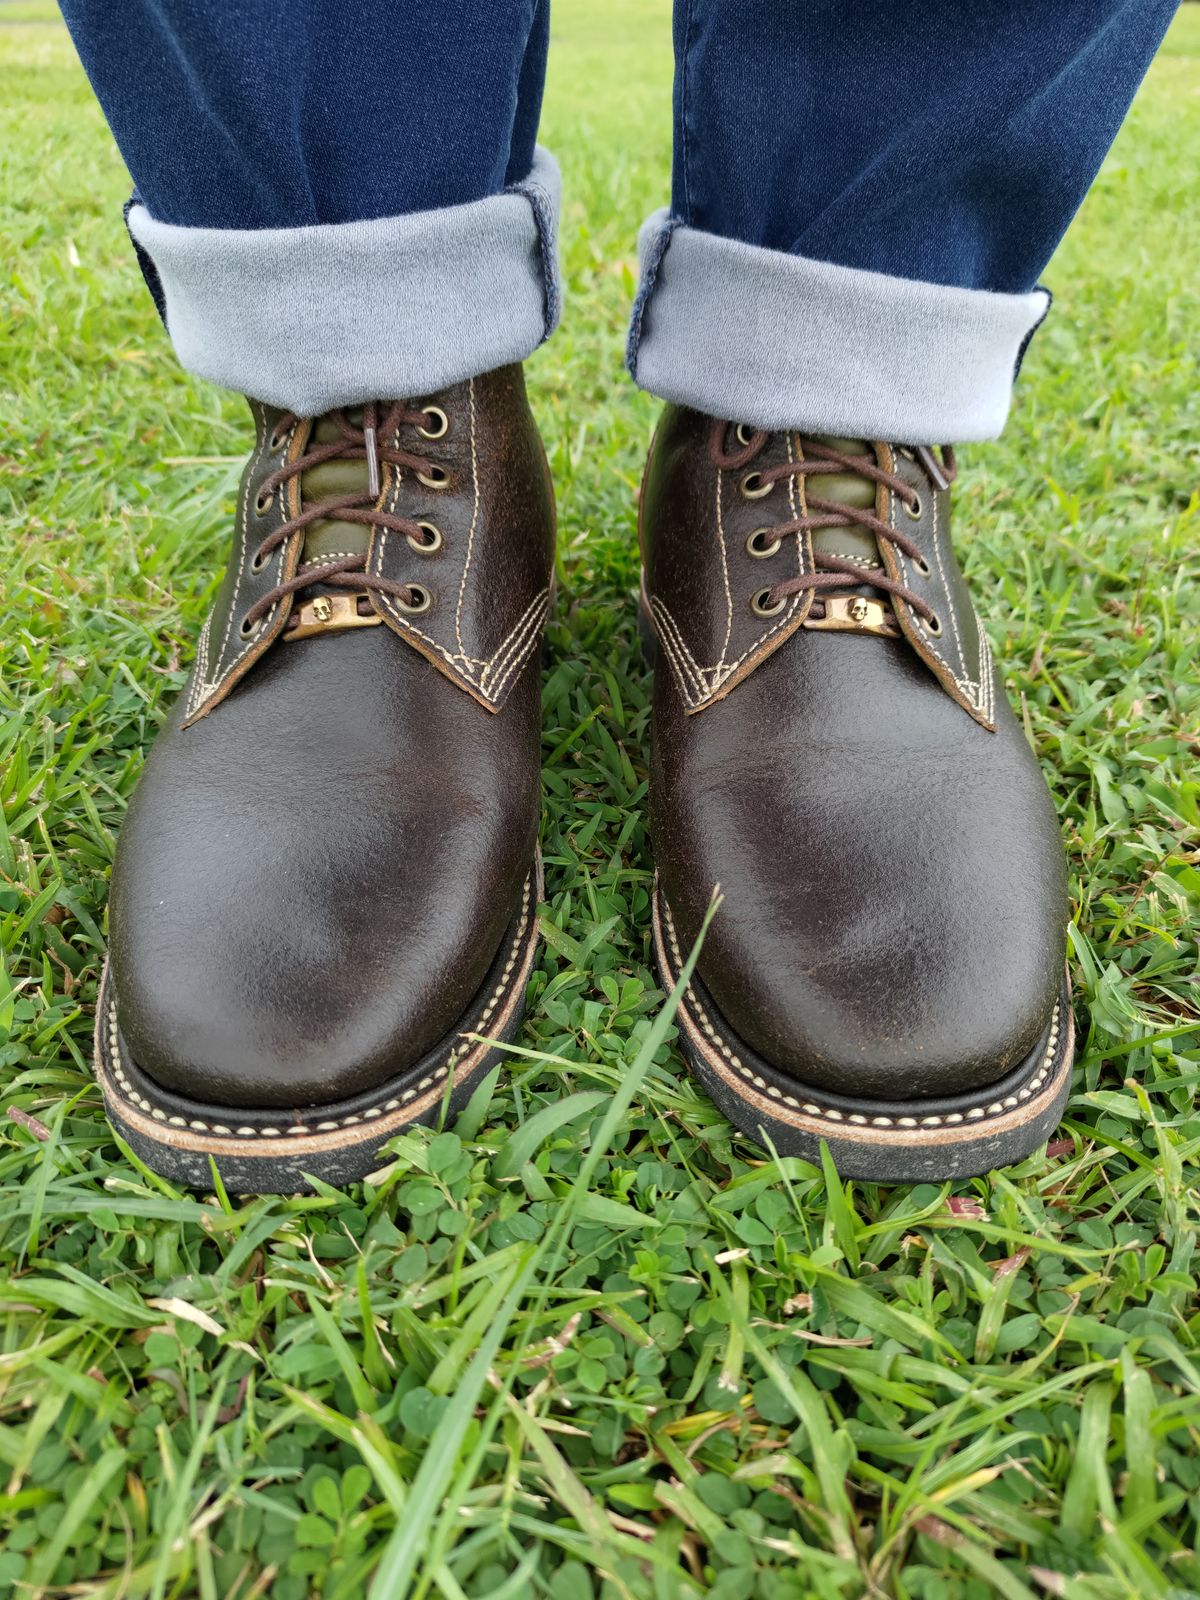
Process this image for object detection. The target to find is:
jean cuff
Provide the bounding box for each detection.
[627,210,1050,443]
[126,148,562,414]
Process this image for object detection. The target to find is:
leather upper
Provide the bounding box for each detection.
[109,365,553,1108]
[184,365,553,723]
[643,404,1068,1100]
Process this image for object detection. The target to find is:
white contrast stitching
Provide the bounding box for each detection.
[649,435,809,709]
[104,873,533,1139]
[715,451,735,668]
[372,399,555,696]
[660,897,1061,1129]
[185,613,214,719]
[191,413,297,717]
[657,585,801,704]
[932,488,968,681]
[454,377,480,656]
[649,596,709,706]
[890,482,987,717]
[823,550,882,571]
[298,550,361,569]
[481,588,551,699]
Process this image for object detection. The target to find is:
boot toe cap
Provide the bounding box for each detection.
[110,828,525,1111]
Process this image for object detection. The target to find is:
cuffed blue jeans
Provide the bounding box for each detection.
[60,0,1177,441]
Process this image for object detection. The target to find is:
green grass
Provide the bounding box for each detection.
[1,3,1199,1596]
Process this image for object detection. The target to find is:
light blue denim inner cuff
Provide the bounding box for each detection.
[127,147,562,415]
[627,209,1051,443]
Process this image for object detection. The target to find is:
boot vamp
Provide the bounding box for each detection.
[108,624,540,1109]
[653,629,1067,1099]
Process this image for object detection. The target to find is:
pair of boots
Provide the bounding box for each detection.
[95,366,1072,1193]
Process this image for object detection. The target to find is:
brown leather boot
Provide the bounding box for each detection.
[641,407,1073,1181]
[95,364,554,1191]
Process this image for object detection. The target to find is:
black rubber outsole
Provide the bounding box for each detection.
[93,859,542,1194]
[653,882,1074,1182]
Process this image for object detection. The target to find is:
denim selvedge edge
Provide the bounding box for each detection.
[126,148,562,414]
[627,210,1051,444]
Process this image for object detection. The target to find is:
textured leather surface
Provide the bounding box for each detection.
[368,366,554,709]
[643,404,1068,1100]
[642,409,996,726]
[184,364,553,722]
[109,367,553,1109]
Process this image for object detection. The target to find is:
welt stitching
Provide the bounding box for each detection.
[661,898,1061,1129]
[106,874,533,1139]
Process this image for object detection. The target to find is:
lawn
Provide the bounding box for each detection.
[1,3,1198,1597]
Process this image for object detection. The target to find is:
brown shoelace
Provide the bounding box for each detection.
[708,421,957,624]
[245,400,445,628]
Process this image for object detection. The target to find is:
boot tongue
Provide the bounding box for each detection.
[804,436,881,573]
[297,410,373,570]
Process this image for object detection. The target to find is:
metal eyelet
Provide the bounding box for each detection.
[912,555,932,578]
[250,548,269,574]
[406,521,443,554]
[903,493,923,520]
[751,588,787,618]
[238,615,260,639]
[254,487,273,516]
[417,464,450,490]
[397,584,432,614]
[268,423,290,452]
[735,423,756,447]
[922,611,943,637]
[746,527,782,559]
[418,406,449,440]
[740,471,774,501]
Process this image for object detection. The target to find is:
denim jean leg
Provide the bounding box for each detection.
[630,0,1179,441]
[60,0,560,413]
